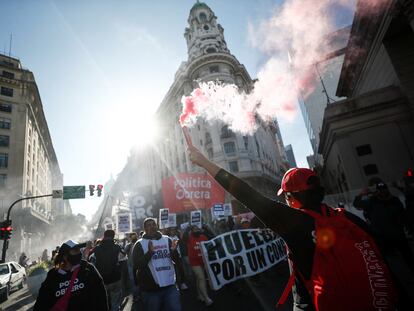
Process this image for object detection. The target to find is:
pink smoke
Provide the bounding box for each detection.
[180,0,388,134]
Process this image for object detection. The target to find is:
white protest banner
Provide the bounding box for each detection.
[223,203,232,217]
[190,210,202,228]
[200,229,286,290]
[117,213,132,233]
[159,208,169,229]
[168,213,177,228]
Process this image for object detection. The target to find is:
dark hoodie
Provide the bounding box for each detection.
[94,238,122,285]
[33,260,109,311]
[132,231,180,291]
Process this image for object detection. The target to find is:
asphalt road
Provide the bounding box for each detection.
[0,262,292,311]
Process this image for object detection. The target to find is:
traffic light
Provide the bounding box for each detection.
[97,184,103,197]
[89,185,95,196]
[0,220,12,240]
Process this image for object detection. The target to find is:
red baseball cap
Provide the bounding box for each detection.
[277,168,318,196]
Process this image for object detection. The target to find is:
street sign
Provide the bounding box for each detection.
[52,190,63,199]
[63,186,86,200]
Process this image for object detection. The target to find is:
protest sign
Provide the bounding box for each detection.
[190,210,202,228]
[159,208,169,229]
[168,213,177,228]
[117,213,132,233]
[200,229,286,290]
[180,222,190,231]
[223,203,232,217]
[212,203,225,219]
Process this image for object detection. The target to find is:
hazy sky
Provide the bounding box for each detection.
[0,0,354,219]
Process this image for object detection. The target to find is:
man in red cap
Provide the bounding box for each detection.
[187,145,397,311]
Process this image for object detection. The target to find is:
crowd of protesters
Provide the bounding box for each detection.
[30,156,414,311]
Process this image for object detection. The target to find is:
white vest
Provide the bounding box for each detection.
[138,235,176,287]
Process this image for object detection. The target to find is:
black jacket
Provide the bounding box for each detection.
[94,239,122,285]
[33,260,109,311]
[132,231,180,291]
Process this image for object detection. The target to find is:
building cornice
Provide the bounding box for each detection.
[319,86,409,158]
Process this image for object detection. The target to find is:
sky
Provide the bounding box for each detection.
[0,0,354,219]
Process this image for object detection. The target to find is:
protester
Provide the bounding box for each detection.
[41,249,48,262]
[187,225,213,306]
[51,246,60,261]
[240,218,250,229]
[132,218,182,311]
[33,240,109,311]
[118,239,129,298]
[167,227,189,291]
[94,230,123,311]
[82,240,93,261]
[353,182,414,271]
[187,144,397,311]
[125,232,140,301]
[19,252,29,268]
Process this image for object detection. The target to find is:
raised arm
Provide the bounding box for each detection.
[187,144,303,234]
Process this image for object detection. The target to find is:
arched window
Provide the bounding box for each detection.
[199,12,207,22]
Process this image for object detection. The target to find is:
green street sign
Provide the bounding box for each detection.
[63,186,86,200]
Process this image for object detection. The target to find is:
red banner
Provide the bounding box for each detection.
[162,173,225,213]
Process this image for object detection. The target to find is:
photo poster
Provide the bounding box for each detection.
[200,229,287,290]
[168,213,177,228]
[190,210,202,228]
[159,208,169,229]
[117,213,132,234]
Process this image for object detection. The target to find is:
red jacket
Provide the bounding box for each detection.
[187,233,208,266]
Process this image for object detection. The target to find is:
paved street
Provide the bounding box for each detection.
[0,262,292,311]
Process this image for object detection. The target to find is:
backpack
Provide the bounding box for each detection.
[94,241,121,284]
[278,204,397,311]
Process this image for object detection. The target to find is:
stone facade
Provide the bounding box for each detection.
[319,0,414,193]
[0,53,64,257]
[151,2,288,207]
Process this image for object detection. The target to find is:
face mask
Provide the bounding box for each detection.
[285,194,302,209]
[67,253,82,265]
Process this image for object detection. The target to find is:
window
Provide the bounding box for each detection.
[199,12,207,22]
[0,87,13,97]
[207,148,213,158]
[243,136,249,149]
[363,164,378,176]
[0,103,12,112]
[356,144,372,156]
[0,117,10,129]
[0,135,9,147]
[206,48,216,54]
[205,132,212,144]
[224,141,236,155]
[221,125,235,139]
[209,65,219,73]
[203,25,210,31]
[0,153,8,168]
[200,139,203,146]
[0,174,6,187]
[2,71,14,79]
[229,161,239,172]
